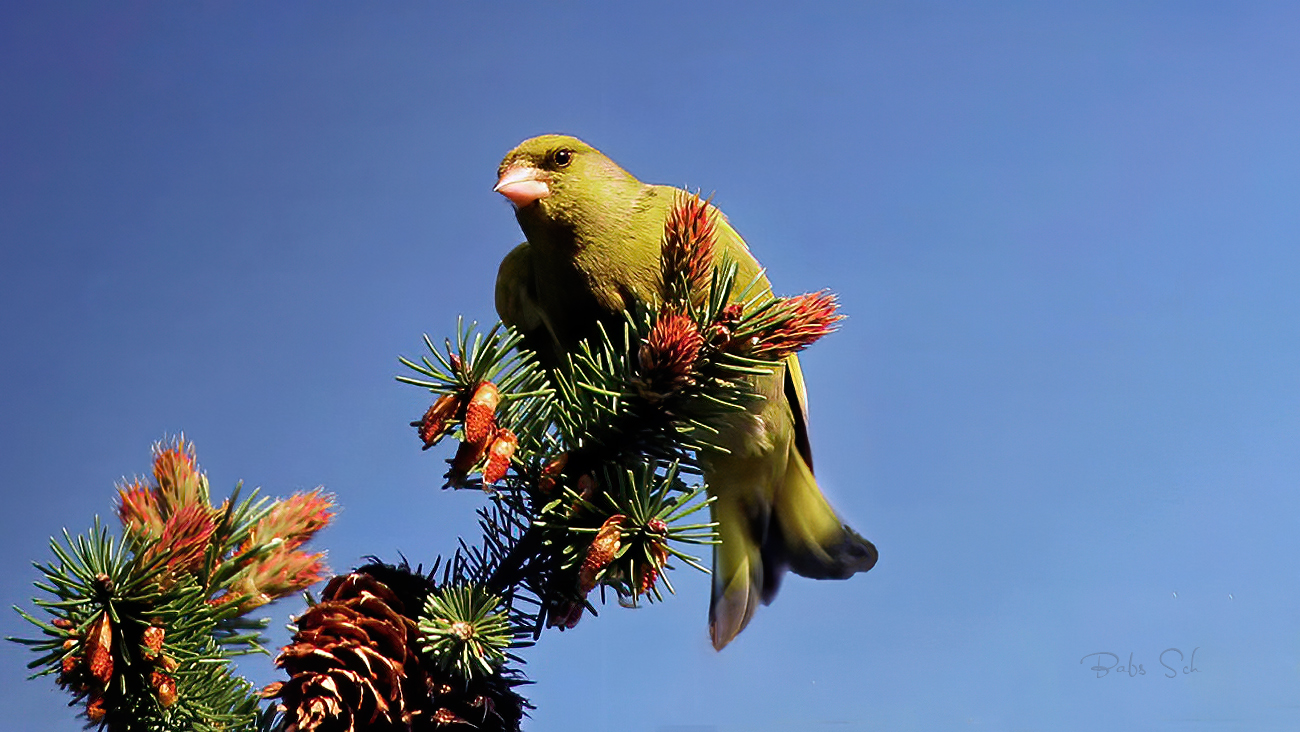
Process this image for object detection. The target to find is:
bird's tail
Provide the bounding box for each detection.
[708,444,877,650]
[765,444,877,587]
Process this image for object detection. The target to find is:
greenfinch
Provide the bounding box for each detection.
[494,135,876,649]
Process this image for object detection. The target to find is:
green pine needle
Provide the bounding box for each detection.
[419,584,517,680]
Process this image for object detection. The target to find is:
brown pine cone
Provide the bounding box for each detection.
[264,573,419,732]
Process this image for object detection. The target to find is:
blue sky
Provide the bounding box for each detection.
[3,3,1300,730]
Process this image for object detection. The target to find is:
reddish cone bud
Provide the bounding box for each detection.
[464,382,500,446]
[244,488,334,553]
[84,613,113,686]
[751,290,844,358]
[638,565,661,595]
[151,671,178,707]
[222,544,327,613]
[447,438,489,485]
[482,428,518,484]
[141,625,165,662]
[579,515,625,594]
[117,478,165,540]
[662,191,717,305]
[142,503,218,584]
[86,696,107,722]
[152,436,204,510]
[538,453,568,494]
[413,393,462,450]
[638,313,704,396]
[636,518,671,595]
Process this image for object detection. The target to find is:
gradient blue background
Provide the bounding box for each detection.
[4,3,1299,730]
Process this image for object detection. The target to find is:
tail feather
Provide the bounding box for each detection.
[708,552,761,651]
[767,444,877,581]
[708,444,876,650]
[708,488,765,651]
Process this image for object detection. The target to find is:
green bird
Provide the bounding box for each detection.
[493,134,876,650]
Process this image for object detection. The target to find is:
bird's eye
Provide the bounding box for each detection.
[552,149,573,168]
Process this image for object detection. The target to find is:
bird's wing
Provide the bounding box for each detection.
[708,207,812,469]
[783,354,814,473]
[495,241,562,363]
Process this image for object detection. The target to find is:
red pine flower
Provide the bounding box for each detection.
[224,547,328,613]
[84,612,113,687]
[152,436,205,511]
[661,191,716,305]
[481,429,518,485]
[143,503,218,582]
[117,478,165,540]
[246,489,335,552]
[638,518,671,596]
[140,625,165,662]
[537,453,568,495]
[751,290,844,359]
[708,302,746,347]
[638,564,661,596]
[638,312,705,396]
[579,515,625,594]
[413,393,463,450]
[463,382,500,446]
[446,438,490,486]
[151,671,178,707]
[85,696,107,723]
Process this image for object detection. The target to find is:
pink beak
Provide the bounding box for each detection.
[494,165,551,207]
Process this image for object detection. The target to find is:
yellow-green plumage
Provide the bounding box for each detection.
[493,135,876,650]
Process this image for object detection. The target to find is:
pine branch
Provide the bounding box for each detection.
[12,438,334,731]
[11,190,848,732]
[302,190,847,729]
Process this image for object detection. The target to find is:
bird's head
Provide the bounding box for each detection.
[495,134,638,236]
